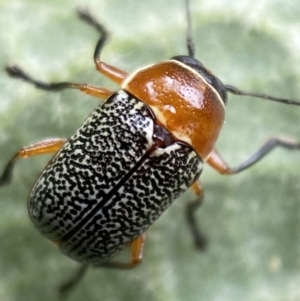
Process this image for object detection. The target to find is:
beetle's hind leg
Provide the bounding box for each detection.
[58,264,88,300]
[186,181,208,251]
[58,234,146,298]
[98,233,146,269]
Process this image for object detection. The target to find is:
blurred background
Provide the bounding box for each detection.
[0,0,300,300]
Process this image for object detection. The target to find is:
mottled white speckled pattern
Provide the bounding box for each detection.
[27,90,203,264]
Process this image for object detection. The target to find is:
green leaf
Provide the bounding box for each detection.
[0,1,300,301]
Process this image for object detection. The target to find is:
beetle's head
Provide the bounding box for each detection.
[171,55,227,105]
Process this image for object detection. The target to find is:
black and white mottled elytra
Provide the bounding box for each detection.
[28,90,203,264]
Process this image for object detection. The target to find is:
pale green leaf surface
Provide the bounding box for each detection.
[0,1,300,301]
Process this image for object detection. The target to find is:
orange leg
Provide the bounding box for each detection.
[186,181,207,251]
[5,9,132,100]
[5,65,113,100]
[0,138,66,186]
[99,233,147,269]
[95,61,128,86]
[130,233,147,265]
[207,136,300,175]
[77,8,128,85]
[58,233,146,298]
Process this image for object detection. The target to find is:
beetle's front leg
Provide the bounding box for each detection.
[77,8,128,85]
[5,8,126,101]
[186,181,208,251]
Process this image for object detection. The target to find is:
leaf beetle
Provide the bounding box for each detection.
[1,0,300,297]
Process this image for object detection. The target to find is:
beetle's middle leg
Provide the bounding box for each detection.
[0,138,66,186]
[5,65,114,100]
[186,181,208,251]
[207,136,300,175]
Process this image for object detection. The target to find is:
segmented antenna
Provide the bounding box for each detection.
[185,0,195,57]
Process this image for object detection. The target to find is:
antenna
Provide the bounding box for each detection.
[185,0,195,57]
[225,84,300,106]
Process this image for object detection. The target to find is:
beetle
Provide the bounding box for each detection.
[1,0,300,297]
